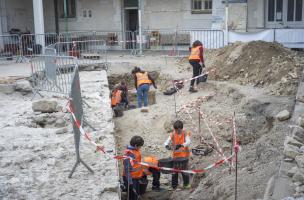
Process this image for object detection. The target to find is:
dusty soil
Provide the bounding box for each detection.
[0,71,120,200]
[203,41,304,96]
[110,42,304,200]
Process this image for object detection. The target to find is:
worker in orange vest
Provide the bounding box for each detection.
[110,83,129,118]
[164,120,191,189]
[143,156,163,191]
[131,67,157,109]
[188,40,204,93]
[123,136,145,200]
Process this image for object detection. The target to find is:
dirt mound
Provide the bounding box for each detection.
[205,41,303,95]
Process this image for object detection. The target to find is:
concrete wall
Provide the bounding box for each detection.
[4,0,34,33]
[43,0,122,32]
[142,0,212,30]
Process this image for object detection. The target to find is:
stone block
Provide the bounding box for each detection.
[285,136,304,148]
[276,110,291,121]
[295,155,304,168]
[284,144,300,159]
[32,100,58,113]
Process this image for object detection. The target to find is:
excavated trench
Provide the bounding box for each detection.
[108,70,295,200]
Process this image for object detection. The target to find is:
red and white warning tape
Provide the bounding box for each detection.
[114,153,235,174]
[67,100,105,153]
[66,98,239,174]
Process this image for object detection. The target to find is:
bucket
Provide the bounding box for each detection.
[173,157,189,170]
[158,157,173,174]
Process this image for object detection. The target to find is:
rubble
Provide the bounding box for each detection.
[14,79,32,94]
[276,110,291,121]
[32,100,58,113]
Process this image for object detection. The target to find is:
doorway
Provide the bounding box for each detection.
[125,9,138,49]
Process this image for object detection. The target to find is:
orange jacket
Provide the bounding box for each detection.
[136,72,152,87]
[123,148,144,179]
[189,46,203,61]
[111,89,122,107]
[143,156,158,175]
[170,131,191,158]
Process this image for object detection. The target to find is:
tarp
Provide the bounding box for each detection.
[229,29,274,43]
[228,29,304,48]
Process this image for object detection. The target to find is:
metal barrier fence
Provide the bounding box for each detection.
[59,31,123,49]
[141,29,224,52]
[30,55,77,97]
[0,29,225,64]
[68,67,94,178]
[20,33,58,56]
[0,34,20,62]
[50,39,107,66]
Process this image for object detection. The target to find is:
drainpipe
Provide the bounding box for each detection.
[33,0,45,52]
[64,0,68,32]
[138,0,143,55]
[225,0,229,45]
[54,0,59,34]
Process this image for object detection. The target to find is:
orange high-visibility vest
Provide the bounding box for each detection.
[123,149,144,179]
[170,131,191,158]
[143,156,158,175]
[111,90,122,107]
[188,46,202,61]
[136,72,152,87]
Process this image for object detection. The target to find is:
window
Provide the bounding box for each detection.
[268,0,283,22]
[191,0,212,14]
[287,0,303,21]
[59,0,76,18]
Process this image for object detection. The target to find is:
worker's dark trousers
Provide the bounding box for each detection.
[189,60,202,87]
[123,176,140,200]
[172,172,190,188]
[149,168,160,188]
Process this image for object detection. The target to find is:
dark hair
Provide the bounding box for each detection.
[132,67,141,74]
[173,120,183,130]
[192,40,202,48]
[130,136,144,147]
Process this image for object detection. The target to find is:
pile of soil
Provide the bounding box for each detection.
[204,41,304,95]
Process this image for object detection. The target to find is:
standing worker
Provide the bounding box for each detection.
[164,120,191,189]
[188,40,204,93]
[132,67,157,111]
[123,136,145,200]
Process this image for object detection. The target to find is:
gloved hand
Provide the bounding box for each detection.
[175,144,183,150]
[154,85,158,89]
[165,145,171,150]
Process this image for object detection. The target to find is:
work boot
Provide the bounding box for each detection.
[183,184,191,189]
[152,186,164,192]
[141,106,149,112]
[189,87,198,93]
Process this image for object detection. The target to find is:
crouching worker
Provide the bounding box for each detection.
[164,120,191,189]
[123,136,146,200]
[143,156,163,191]
[111,84,128,117]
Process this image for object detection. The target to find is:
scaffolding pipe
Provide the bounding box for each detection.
[138,0,143,55]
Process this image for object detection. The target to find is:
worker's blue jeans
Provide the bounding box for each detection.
[137,84,149,108]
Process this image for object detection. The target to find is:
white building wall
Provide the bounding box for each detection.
[4,0,34,33]
[43,0,122,32]
[247,0,265,30]
[142,0,212,30]
[211,0,247,31]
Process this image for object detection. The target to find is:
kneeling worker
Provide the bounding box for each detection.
[143,156,163,191]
